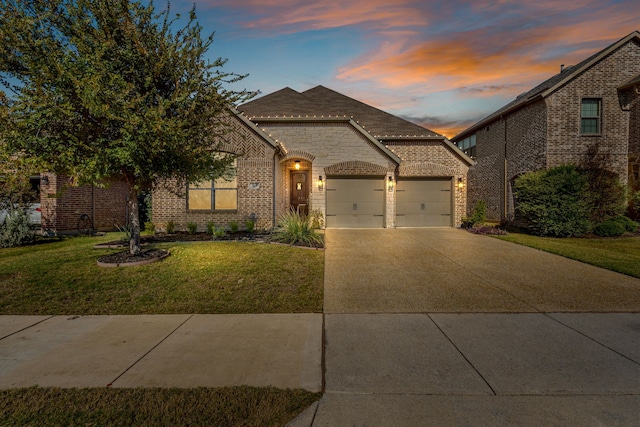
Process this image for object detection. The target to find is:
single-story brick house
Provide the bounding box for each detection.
[153,85,473,230]
[451,31,640,222]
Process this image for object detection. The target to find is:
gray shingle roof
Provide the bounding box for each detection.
[238,85,442,138]
[452,31,640,142]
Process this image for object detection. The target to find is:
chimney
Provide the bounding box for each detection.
[560,64,565,72]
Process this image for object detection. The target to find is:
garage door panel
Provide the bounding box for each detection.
[326,178,384,228]
[396,179,452,227]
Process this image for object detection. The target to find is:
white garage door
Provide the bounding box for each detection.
[396,178,452,227]
[326,178,385,228]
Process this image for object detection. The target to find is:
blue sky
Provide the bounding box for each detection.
[170,0,640,137]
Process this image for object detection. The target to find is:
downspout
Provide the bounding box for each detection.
[272,150,277,228]
[503,115,508,222]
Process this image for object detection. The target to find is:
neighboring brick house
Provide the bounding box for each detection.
[153,86,473,230]
[451,31,640,222]
[38,174,128,234]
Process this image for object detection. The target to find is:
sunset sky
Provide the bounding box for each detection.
[172,0,640,138]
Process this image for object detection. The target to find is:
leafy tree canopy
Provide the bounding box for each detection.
[0,0,253,253]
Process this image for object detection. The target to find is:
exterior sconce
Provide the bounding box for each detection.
[457,177,464,189]
[41,175,49,186]
[317,175,324,191]
[294,160,301,170]
[387,176,394,192]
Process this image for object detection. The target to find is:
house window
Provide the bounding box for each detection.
[581,98,601,134]
[188,162,238,211]
[457,134,476,158]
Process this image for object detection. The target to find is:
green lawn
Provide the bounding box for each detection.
[497,232,640,278]
[0,387,321,427]
[0,234,324,315]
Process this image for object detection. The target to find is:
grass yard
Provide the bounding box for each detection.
[0,386,321,427]
[0,234,324,315]
[497,232,640,278]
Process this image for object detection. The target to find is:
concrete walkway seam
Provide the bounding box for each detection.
[107,314,194,387]
[424,313,497,396]
[0,315,55,341]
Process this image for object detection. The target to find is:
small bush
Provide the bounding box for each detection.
[0,208,36,248]
[206,221,216,235]
[594,216,638,237]
[229,221,239,234]
[245,219,255,233]
[166,220,176,234]
[594,219,626,237]
[143,221,155,234]
[272,210,324,247]
[186,222,198,234]
[213,226,226,239]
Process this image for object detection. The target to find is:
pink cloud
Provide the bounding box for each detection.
[207,0,429,32]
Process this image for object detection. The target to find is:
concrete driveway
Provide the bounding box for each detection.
[324,228,640,313]
[296,228,640,426]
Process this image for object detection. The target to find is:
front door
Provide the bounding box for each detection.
[290,171,309,216]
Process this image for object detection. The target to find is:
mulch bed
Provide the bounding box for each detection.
[97,248,170,267]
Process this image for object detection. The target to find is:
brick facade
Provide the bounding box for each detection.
[152,114,277,232]
[40,173,128,233]
[454,33,640,222]
[386,140,469,226]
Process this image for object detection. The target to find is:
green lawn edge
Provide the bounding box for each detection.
[496,232,640,278]
[0,386,322,427]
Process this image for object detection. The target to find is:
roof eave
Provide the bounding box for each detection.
[452,94,544,142]
[540,31,640,98]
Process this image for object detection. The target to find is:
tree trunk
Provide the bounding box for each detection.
[128,186,141,255]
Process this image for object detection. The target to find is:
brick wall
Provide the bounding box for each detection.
[467,38,640,222]
[260,121,397,226]
[386,140,470,226]
[546,40,640,185]
[40,173,128,233]
[626,88,640,190]
[152,115,277,232]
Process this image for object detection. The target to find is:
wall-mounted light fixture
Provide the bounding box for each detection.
[457,177,464,189]
[294,160,301,170]
[317,175,324,191]
[41,175,49,186]
[387,176,394,192]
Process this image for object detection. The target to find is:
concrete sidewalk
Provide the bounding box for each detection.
[298,312,640,426]
[0,314,322,390]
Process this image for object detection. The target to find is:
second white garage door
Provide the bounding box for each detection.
[395,178,452,227]
[326,177,385,228]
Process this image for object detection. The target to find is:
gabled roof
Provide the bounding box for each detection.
[452,30,640,142]
[238,85,442,139]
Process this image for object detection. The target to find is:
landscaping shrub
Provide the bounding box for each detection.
[594,216,639,237]
[272,210,324,247]
[144,221,155,234]
[514,165,593,237]
[229,221,239,234]
[186,222,198,234]
[245,219,255,233]
[585,168,625,224]
[206,221,216,235]
[166,220,176,234]
[0,208,36,248]
[462,200,487,228]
